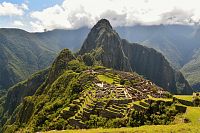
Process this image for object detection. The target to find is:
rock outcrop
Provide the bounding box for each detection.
[79,19,132,72]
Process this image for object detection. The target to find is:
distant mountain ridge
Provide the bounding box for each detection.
[0,28,89,90]
[0,28,56,90]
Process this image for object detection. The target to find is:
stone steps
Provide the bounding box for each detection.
[139,101,149,107]
[106,106,122,113]
[132,103,147,111]
[111,104,127,111]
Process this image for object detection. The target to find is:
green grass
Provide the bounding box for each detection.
[147,95,173,102]
[150,97,173,102]
[183,107,200,125]
[174,95,193,102]
[148,95,173,102]
[97,75,114,84]
[45,124,199,133]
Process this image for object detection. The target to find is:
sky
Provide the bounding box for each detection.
[1,0,200,32]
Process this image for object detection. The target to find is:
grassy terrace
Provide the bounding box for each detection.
[174,95,193,101]
[97,75,114,84]
[148,95,173,102]
[149,97,173,102]
[183,107,200,125]
[45,124,199,133]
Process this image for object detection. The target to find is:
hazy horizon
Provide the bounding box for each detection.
[1,0,200,32]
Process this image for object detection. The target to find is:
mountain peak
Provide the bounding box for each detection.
[47,48,75,83]
[79,19,132,71]
[79,19,117,54]
[94,19,112,30]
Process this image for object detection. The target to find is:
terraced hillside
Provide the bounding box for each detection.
[45,93,200,133]
[0,49,175,133]
[60,68,170,129]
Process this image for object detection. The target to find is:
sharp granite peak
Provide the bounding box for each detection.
[79,19,120,53]
[94,19,113,29]
[79,19,132,72]
[79,19,192,94]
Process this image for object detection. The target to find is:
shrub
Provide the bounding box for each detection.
[85,115,107,128]
[105,118,127,128]
[120,79,125,85]
[193,96,200,107]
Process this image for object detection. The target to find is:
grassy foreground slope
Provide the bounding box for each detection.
[45,123,199,133]
[45,111,200,133]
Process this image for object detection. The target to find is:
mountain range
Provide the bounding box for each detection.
[0,28,89,90]
[1,23,200,91]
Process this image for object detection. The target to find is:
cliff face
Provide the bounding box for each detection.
[79,19,132,71]
[121,39,192,94]
[79,19,192,94]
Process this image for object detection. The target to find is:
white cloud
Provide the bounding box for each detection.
[30,21,47,32]
[0,2,28,16]
[21,3,29,10]
[160,9,195,25]
[30,0,200,31]
[30,5,69,31]
[13,20,24,26]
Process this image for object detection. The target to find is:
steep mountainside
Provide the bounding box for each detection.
[181,47,200,91]
[0,48,173,132]
[0,28,89,90]
[0,29,56,90]
[79,19,192,94]
[116,25,200,88]
[35,28,89,52]
[116,25,199,69]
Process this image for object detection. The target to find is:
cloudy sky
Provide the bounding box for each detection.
[1,0,200,32]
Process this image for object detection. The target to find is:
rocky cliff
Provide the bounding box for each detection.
[79,19,132,72]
